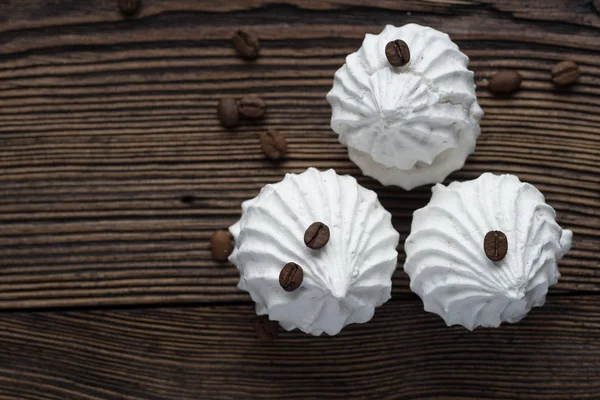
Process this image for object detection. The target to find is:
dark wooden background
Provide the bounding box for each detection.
[0,1,599,399]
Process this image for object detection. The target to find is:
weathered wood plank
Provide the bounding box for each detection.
[0,296,599,399]
[1,0,599,32]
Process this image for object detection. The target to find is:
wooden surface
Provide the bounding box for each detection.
[1,297,599,400]
[0,0,599,398]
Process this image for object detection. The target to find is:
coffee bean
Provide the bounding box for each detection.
[304,222,330,250]
[217,98,240,128]
[488,70,522,95]
[279,262,303,292]
[238,96,266,119]
[118,0,141,16]
[483,230,508,262]
[210,230,233,261]
[385,40,410,67]
[232,30,260,60]
[254,316,279,341]
[594,0,600,13]
[552,60,580,86]
[260,130,287,160]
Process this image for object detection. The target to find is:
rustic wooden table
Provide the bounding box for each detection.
[1,1,599,399]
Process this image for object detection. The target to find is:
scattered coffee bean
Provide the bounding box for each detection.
[217,98,240,128]
[279,262,303,292]
[210,230,233,261]
[552,60,580,86]
[254,316,279,341]
[232,30,260,60]
[260,130,287,160]
[304,222,330,250]
[385,39,410,67]
[238,95,266,119]
[483,230,508,262]
[488,70,522,95]
[118,0,141,16]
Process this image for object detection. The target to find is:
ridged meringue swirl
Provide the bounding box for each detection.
[404,173,572,330]
[326,24,483,190]
[229,168,400,336]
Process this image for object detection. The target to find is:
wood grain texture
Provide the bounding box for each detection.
[0,0,599,309]
[0,297,599,400]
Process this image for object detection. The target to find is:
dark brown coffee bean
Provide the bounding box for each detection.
[488,70,522,95]
[260,130,287,160]
[279,262,303,292]
[238,96,266,119]
[483,230,508,262]
[304,222,330,250]
[254,316,279,341]
[217,98,240,128]
[232,30,260,60]
[552,60,580,86]
[118,0,141,16]
[210,230,233,261]
[385,40,410,67]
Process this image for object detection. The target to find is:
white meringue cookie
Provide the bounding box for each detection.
[229,168,399,336]
[404,173,572,330]
[327,23,483,190]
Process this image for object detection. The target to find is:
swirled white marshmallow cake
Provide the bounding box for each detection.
[327,24,483,190]
[404,173,572,330]
[229,168,400,335]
